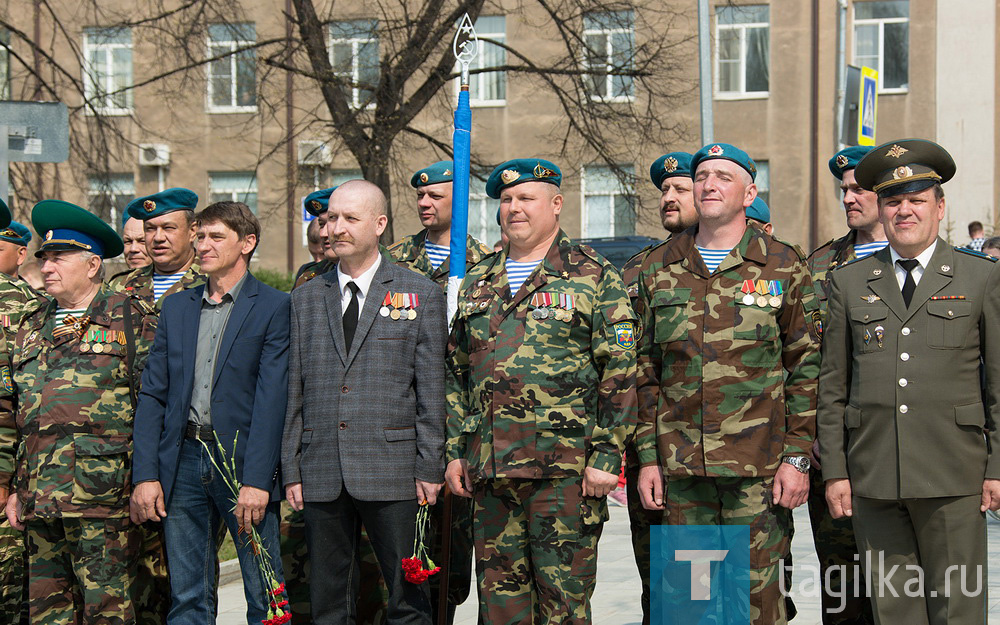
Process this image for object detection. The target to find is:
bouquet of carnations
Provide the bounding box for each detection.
[401,500,441,584]
[201,433,291,625]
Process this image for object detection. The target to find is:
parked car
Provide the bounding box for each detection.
[574,235,662,269]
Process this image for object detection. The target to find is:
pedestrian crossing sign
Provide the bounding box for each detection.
[858,66,879,146]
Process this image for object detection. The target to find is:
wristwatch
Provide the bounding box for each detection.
[782,456,811,473]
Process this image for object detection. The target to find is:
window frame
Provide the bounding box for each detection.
[582,11,635,103]
[580,164,637,238]
[713,5,770,100]
[852,2,909,94]
[208,171,259,215]
[82,27,134,115]
[87,173,135,230]
[206,23,258,114]
[328,21,379,110]
[0,29,10,101]
[469,175,500,246]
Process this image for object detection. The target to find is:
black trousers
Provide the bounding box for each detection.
[303,492,432,625]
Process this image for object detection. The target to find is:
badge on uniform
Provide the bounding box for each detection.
[613,321,636,349]
[380,292,419,320]
[53,314,90,340]
[80,327,124,354]
[739,279,783,307]
[0,364,12,394]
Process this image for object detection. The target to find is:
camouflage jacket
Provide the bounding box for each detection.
[293,259,336,290]
[0,274,47,486]
[7,287,156,519]
[635,223,822,477]
[807,230,862,319]
[388,230,492,289]
[107,261,205,310]
[446,230,638,482]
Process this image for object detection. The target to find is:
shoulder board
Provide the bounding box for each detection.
[769,234,807,261]
[807,237,838,260]
[955,246,997,262]
[576,243,615,268]
[625,243,656,266]
[109,267,134,280]
[468,249,500,271]
[129,295,156,315]
[387,237,410,252]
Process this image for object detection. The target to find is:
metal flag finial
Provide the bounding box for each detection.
[453,13,479,87]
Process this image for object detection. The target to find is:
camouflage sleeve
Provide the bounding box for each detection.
[777,261,822,458]
[634,268,661,467]
[816,272,852,481]
[445,290,472,464]
[587,265,638,475]
[0,327,15,487]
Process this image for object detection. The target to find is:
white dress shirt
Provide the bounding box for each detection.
[336,253,381,317]
[889,240,937,290]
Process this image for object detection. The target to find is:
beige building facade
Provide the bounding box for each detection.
[0,0,996,273]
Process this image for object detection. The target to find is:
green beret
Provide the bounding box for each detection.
[854,139,956,198]
[690,143,757,181]
[126,187,198,221]
[410,161,454,188]
[649,152,693,189]
[828,146,873,179]
[304,187,337,217]
[0,221,32,246]
[32,200,123,259]
[485,158,561,199]
[746,196,770,223]
[0,197,9,229]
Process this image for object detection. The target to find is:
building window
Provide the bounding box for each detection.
[715,5,769,98]
[754,160,769,205]
[329,169,362,187]
[582,165,636,238]
[0,29,9,100]
[88,174,135,228]
[854,1,908,93]
[468,16,506,106]
[207,23,257,112]
[210,172,258,214]
[470,175,501,247]
[329,20,379,109]
[82,27,133,114]
[583,11,634,102]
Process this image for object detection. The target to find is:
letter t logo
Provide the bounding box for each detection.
[675,550,729,600]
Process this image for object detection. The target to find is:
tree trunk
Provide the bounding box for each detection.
[362,157,395,244]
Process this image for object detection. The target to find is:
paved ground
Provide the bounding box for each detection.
[217,504,1000,624]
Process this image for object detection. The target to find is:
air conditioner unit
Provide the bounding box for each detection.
[298,140,332,166]
[139,143,170,167]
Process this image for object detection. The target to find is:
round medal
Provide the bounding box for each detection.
[80,343,91,353]
[92,342,104,354]
[408,309,417,320]
[769,296,782,308]
[756,295,769,308]
[539,308,550,320]
[380,306,390,317]
[390,309,401,320]
[742,294,755,306]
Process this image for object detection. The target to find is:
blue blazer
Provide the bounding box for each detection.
[133,273,291,504]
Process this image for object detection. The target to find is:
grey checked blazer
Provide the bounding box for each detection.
[281,257,447,502]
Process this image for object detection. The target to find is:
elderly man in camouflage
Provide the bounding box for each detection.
[445,158,637,625]
[805,146,884,625]
[635,143,822,625]
[389,161,491,625]
[619,151,698,625]
[3,200,156,625]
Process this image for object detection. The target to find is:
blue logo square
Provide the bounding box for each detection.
[651,525,757,625]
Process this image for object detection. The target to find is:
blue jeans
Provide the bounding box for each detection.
[163,439,285,625]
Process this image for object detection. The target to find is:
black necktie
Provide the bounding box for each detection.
[343,282,360,350]
[897,259,919,307]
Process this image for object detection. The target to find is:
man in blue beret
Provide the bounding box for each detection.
[122,213,152,271]
[0,221,34,283]
[293,187,339,290]
[446,157,637,625]
[3,200,157,625]
[747,196,773,234]
[108,187,204,311]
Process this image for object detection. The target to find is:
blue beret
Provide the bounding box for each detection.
[485,158,561,199]
[855,139,956,198]
[828,146,873,179]
[410,161,454,188]
[0,221,32,246]
[690,143,757,181]
[0,197,9,229]
[304,187,337,217]
[126,187,198,221]
[649,152,693,189]
[746,196,770,223]
[32,200,123,259]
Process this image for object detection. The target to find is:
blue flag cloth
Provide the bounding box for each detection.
[448,88,472,321]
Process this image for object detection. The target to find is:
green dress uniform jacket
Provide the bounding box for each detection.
[635,223,822,476]
[446,230,638,481]
[6,288,156,520]
[818,240,1000,499]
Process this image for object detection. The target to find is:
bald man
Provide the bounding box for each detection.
[282,181,447,624]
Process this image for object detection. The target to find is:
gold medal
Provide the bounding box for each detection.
[408,309,417,320]
[390,309,401,320]
[80,343,91,353]
[92,342,104,354]
[769,296,782,308]
[756,295,769,308]
[742,294,755,306]
[472,289,481,298]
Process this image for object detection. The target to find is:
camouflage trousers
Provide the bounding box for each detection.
[26,517,137,625]
[473,476,607,625]
[280,503,389,625]
[624,448,659,625]
[132,522,171,625]
[661,475,791,625]
[806,469,875,625]
[428,487,475,625]
[0,516,27,624]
